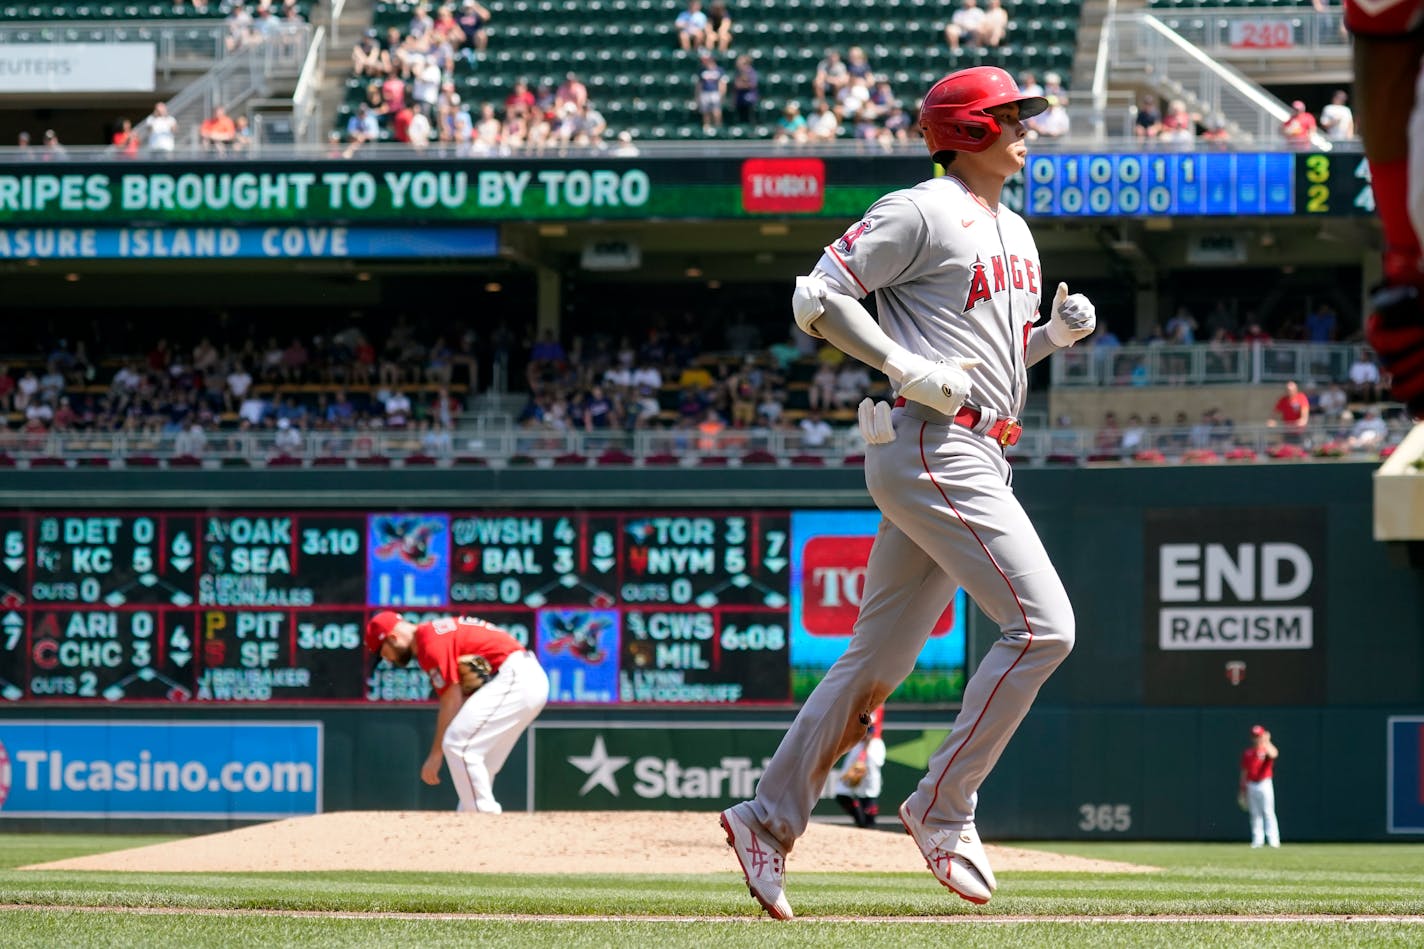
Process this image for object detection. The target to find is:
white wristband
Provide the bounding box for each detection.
[881,345,923,385]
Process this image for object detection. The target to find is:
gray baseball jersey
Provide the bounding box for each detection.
[818,175,1043,419]
[738,172,1076,855]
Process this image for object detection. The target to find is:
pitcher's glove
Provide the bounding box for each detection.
[1366,283,1424,418]
[842,760,868,788]
[457,654,494,695]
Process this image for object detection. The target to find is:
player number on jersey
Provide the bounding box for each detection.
[1078,803,1132,832]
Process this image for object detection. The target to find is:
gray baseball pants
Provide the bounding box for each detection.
[744,405,1075,849]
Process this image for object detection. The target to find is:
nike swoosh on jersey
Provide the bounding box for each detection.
[961,218,975,228]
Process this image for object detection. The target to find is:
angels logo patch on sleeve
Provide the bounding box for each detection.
[837,219,871,254]
[429,669,446,691]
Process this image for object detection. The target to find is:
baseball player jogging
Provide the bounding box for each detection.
[367,611,549,812]
[721,66,1096,919]
[1239,724,1281,848]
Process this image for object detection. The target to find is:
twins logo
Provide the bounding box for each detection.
[0,739,11,811]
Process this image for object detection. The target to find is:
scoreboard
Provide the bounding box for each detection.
[1023,151,1374,218]
[0,510,823,706]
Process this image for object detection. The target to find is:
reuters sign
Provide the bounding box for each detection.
[740,158,825,213]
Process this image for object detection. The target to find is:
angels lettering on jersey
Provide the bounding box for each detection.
[836,219,871,255]
[964,253,1040,312]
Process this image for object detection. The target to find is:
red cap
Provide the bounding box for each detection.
[365,611,403,653]
[1250,724,1266,736]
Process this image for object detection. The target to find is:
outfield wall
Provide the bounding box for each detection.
[0,462,1420,840]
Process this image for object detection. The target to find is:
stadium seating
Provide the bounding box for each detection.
[344,0,1081,141]
[2,2,311,21]
[1147,0,1320,8]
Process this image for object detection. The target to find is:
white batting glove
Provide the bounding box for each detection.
[1046,282,1097,348]
[882,347,982,417]
[857,397,895,445]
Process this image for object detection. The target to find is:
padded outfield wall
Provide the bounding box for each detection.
[0,461,1419,840]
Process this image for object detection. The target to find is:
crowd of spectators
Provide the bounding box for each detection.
[0,311,884,459]
[0,302,1403,465]
[771,46,915,147]
[944,0,1008,53]
[512,315,880,453]
[1130,86,1355,150]
[347,1,624,156]
[0,317,495,457]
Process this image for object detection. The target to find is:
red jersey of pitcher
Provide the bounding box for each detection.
[366,612,549,812]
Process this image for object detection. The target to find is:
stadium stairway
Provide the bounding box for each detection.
[316,0,383,134]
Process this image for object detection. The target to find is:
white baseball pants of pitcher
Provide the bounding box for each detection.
[442,650,549,813]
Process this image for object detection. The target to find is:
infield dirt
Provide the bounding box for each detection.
[27,811,1158,875]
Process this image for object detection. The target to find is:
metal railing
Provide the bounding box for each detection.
[1050,341,1372,387]
[153,23,312,150]
[1103,12,1332,149]
[290,24,325,144]
[1149,7,1350,59]
[0,415,1406,470]
[0,20,229,78]
[247,24,326,147]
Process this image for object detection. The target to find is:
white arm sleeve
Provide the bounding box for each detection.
[1025,324,1061,367]
[814,289,901,372]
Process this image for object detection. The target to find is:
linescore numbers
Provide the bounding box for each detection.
[1029,154,1184,215]
[1020,152,1379,217]
[1298,153,1374,215]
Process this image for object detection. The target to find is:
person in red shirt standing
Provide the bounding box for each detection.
[367,611,549,812]
[1239,724,1280,848]
[1281,100,1317,146]
[1269,379,1311,445]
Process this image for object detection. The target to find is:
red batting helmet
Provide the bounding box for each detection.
[919,66,1048,155]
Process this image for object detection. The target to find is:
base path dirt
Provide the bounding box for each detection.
[27,811,1158,876]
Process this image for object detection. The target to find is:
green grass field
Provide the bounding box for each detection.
[3,834,1424,947]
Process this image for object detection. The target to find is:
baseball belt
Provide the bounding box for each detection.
[894,397,1023,446]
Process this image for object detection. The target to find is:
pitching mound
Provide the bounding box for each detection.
[28,811,1157,875]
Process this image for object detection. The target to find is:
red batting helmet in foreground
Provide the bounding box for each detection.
[919,66,1049,155]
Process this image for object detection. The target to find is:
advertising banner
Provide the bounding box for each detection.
[0,720,321,818]
[534,723,785,810]
[0,154,1371,225]
[1388,717,1424,834]
[0,161,881,225]
[534,721,957,812]
[1143,507,1327,705]
[0,226,499,259]
[0,43,155,93]
[789,510,965,703]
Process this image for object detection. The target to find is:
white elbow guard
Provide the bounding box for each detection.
[792,275,828,337]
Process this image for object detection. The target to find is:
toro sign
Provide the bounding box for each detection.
[741,158,825,213]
